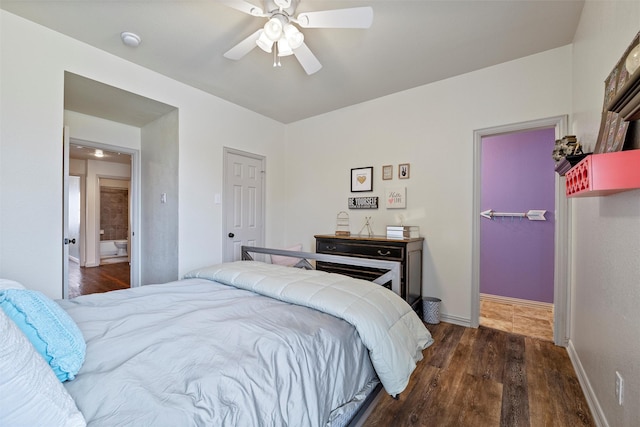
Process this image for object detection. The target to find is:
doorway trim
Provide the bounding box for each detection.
[65,137,141,298]
[471,115,570,346]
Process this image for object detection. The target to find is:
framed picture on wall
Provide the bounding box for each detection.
[351,166,373,192]
[398,163,410,179]
[382,165,393,180]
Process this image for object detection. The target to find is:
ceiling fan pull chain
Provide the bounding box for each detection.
[273,43,281,67]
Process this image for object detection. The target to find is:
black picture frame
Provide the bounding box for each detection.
[351,166,373,192]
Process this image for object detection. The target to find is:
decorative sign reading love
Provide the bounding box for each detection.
[386,187,406,209]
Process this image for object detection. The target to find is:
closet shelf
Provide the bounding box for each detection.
[565,149,640,197]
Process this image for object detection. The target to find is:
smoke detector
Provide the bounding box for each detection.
[120,32,141,47]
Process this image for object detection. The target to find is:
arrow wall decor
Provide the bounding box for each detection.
[480,209,547,221]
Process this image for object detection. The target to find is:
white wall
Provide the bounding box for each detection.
[284,46,573,324]
[0,10,286,298]
[65,110,141,149]
[569,1,640,426]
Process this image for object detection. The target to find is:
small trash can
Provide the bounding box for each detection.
[422,297,441,324]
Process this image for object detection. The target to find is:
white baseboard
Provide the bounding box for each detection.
[439,313,471,327]
[480,293,553,311]
[566,340,608,427]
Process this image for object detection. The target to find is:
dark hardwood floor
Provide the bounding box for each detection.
[68,261,130,299]
[363,322,593,427]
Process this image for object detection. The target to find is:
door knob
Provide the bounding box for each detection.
[64,238,76,245]
[228,233,235,238]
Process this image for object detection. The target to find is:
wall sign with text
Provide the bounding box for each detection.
[386,187,406,209]
[348,197,379,209]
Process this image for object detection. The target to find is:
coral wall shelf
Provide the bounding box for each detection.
[565,149,640,197]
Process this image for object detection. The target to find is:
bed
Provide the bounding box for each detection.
[0,251,433,427]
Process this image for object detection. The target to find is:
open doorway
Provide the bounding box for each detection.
[478,127,556,341]
[66,142,137,298]
[472,116,571,346]
[64,71,179,295]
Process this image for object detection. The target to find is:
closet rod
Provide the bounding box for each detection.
[480,209,546,221]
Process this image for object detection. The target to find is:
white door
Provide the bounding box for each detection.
[223,148,265,262]
[68,176,82,263]
[62,127,71,299]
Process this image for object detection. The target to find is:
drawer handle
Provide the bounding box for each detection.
[377,250,391,256]
[325,245,337,251]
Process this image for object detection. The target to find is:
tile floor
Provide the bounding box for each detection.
[480,298,554,341]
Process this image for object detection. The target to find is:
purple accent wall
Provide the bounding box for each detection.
[480,127,556,303]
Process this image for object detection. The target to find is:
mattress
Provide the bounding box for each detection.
[58,278,378,427]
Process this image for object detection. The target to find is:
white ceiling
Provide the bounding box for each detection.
[68,144,132,165]
[1,0,585,124]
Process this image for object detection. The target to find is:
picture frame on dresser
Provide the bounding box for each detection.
[351,166,373,192]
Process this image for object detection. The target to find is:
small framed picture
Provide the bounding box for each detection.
[351,166,373,192]
[382,165,393,180]
[398,163,410,179]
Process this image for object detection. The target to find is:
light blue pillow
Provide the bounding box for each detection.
[0,289,86,382]
[0,308,86,426]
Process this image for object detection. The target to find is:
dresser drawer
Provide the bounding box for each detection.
[315,234,424,311]
[316,240,403,260]
[316,261,392,290]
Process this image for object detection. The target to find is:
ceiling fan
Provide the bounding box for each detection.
[221,0,373,75]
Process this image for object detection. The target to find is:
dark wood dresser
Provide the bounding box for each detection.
[314,234,424,310]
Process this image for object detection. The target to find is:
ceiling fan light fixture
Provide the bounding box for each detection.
[256,30,274,52]
[283,24,304,49]
[277,38,293,56]
[263,17,284,41]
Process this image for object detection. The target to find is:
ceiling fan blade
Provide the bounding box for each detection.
[224,29,262,60]
[218,0,265,17]
[293,42,322,75]
[296,7,373,29]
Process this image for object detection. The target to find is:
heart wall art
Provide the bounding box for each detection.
[386,187,406,209]
[351,166,373,192]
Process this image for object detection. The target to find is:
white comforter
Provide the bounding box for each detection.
[186,261,434,396]
[60,278,377,427]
